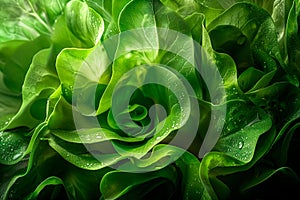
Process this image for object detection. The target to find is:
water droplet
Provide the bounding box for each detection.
[125,53,132,59]
[96,135,102,139]
[263,62,267,69]
[156,136,161,140]
[12,153,22,160]
[238,141,244,149]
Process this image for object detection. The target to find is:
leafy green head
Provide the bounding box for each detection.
[0,0,300,199]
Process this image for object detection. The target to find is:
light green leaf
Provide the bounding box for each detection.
[0,73,21,130]
[175,151,204,199]
[0,123,47,199]
[199,152,241,200]
[160,0,224,25]
[47,94,75,130]
[51,127,145,143]
[65,0,105,46]
[48,135,124,170]
[56,46,111,115]
[0,130,29,165]
[214,100,272,163]
[106,65,193,158]
[0,0,69,42]
[5,49,59,130]
[208,2,284,73]
[118,145,185,172]
[201,25,240,100]
[0,36,50,93]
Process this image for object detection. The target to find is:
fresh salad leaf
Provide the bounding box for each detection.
[1,0,300,199]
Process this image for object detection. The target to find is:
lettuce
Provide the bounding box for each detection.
[0,0,300,199]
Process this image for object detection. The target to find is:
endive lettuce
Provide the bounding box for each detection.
[0,0,299,199]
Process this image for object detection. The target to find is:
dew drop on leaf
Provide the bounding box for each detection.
[12,152,23,160]
[238,141,244,149]
[0,131,28,164]
[96,134,102,139]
